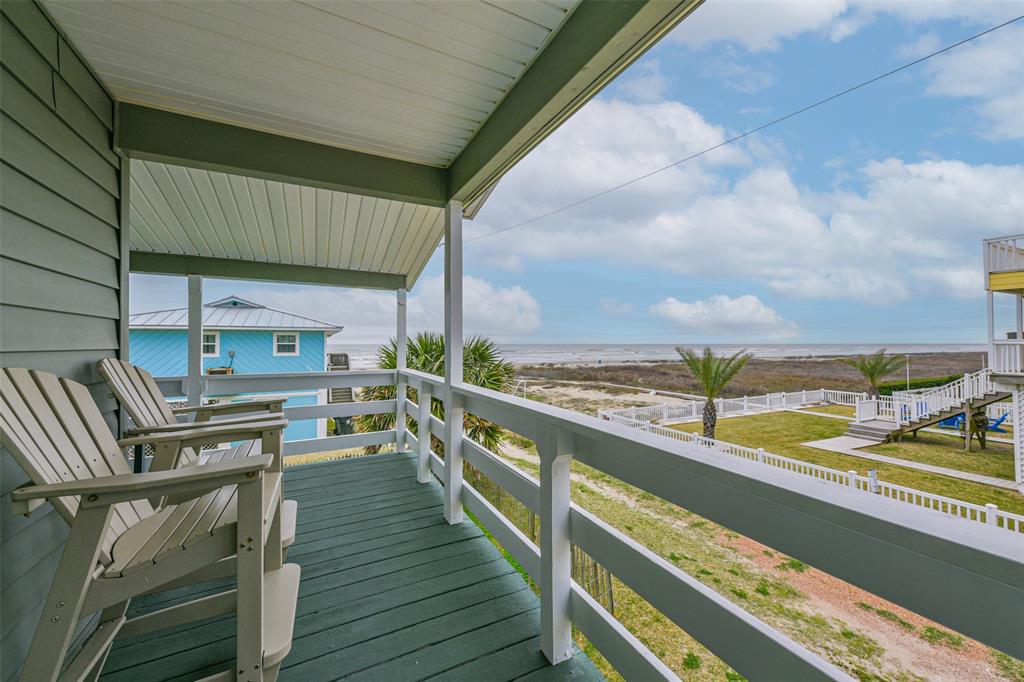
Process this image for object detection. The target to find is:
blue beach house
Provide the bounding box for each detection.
[129,295,342,442]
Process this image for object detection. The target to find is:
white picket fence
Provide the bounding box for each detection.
[603,413,1023,534]
[601,388,831,424]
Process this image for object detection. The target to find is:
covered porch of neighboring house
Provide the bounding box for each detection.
[2,2,1023,681]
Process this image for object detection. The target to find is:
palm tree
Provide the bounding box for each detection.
[676,346,752,439]
[838,349,904,399]
[354,332,515,454]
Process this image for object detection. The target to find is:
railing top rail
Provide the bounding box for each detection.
[983,234,1024,244]
[400,367,445,388]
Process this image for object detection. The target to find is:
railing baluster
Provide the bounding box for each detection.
[537,421,573,665]
[417,385,433,483]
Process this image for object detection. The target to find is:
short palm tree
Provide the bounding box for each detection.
[676,346,752,439]
[838,349,903,399]
[354,332,515,454]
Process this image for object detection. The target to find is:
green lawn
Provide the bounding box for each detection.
[798,404,856,417]
[670,412,1024,516]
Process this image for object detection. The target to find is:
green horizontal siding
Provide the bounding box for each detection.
[0,3,123,678]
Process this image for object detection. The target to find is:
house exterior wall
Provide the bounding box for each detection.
[130,329,327,376]
[129,329,328,442]
[0,2,126,676]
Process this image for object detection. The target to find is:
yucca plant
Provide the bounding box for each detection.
[354,332,515,454]
[676,346,752,439]
[838,349,904,399]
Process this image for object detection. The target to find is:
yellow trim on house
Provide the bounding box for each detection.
[989,271,1024,292]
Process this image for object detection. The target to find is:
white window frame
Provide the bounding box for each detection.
[201,330,220,358]
[273,331,300,357]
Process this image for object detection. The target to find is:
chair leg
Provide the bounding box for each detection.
[21,506,112,682]
[236,477,265,682]
[265,496,283,571]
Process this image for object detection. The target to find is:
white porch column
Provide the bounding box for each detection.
[538,423,573,664]
[395,287,408,452]
[443,200,464,524]
[987,291,996,370]
[186,274,203,406]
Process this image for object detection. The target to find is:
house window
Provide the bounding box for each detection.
[274,332,299,356]
[202,331,219,357]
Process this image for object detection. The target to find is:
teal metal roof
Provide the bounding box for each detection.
[129,295,342,331]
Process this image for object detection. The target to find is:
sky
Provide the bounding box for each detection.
[131,0,1024,346]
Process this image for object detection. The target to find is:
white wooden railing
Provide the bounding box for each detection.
[984,234,1024,274]
[992,339,1024,374]
[887,369,993,426]
[599,389,829,424]
[603,413,1023,535]
[153,368,1024,678]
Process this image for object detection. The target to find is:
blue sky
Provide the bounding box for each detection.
[133,1,1024,345]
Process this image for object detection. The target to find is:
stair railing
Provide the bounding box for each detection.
[895,369,994,425]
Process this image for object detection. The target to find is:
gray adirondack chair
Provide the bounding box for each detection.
[98,358,287,473]
[1,368,300,682]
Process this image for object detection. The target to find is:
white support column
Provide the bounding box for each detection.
[1014,390,1024,490]
[395,287,408,452]
[443,200,465,524]
[537,422,573,665]
[987,291,996,370]
[186,274,203,406]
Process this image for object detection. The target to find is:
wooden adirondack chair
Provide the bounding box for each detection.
[98,358,287,473]
[1,368,300,682]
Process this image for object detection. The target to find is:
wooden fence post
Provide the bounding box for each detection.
[537,422,572,664]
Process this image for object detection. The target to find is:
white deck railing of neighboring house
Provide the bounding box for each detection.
[149,368,1023,679]
[598,389,839,424]
[601,413,1022,535]
[991,339,1024,374]
[984,234,1024,274]
[861,370,995,426]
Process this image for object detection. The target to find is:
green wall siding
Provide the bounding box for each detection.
[0,2,124,677]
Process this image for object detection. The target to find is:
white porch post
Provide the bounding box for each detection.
[443,200,464,524]
[538,423,573,664]
[395,287,408,452]
[186,274,203,406]
[987,291,996,370]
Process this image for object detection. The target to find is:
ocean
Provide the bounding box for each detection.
[330,342,986,370]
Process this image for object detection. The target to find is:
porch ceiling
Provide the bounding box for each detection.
[42,0,579,168]
[129,159,441,289]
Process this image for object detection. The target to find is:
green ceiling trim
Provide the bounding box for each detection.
[115,103,448,207]
[130,251,407,290]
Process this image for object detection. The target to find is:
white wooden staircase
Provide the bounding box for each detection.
[848,369,1010,442]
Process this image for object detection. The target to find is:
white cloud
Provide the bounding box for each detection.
[468,90,1024,304]
[667,0,1019,52]
[235,275,541,344]
[651,294,799,339]
[618,59,669,102]
[920,24,1024,140]
[701,51,775,93]
[600,299,634,315]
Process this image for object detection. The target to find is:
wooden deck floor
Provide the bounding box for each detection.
[100,452,603,681]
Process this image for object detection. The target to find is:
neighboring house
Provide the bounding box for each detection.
[130,295,342,442]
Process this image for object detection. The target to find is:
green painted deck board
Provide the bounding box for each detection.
[101,452,602,681]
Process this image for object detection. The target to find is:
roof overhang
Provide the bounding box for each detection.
[44,0,703,289]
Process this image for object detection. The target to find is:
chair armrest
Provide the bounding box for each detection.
[171,397,286,416]
[11,455,273,509]
[117,417,288,449]
[125,412,272,435]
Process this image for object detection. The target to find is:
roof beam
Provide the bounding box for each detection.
[449,0,702,208]
[115,104,448,207]
[130,252,406,290]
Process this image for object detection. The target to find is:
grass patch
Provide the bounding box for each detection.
[682,652,701,670]
[840,628,884,659]
[777,558,808,573]
[800,404,856,418]
[670,412,1024,515]
[856,602,916,632]
[920,626,964,649]
[991,650,1024,681]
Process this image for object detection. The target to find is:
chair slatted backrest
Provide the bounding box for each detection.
[98,359,201,466]
[0,368,155,558]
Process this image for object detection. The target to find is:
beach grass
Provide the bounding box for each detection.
[668,412,1024,515]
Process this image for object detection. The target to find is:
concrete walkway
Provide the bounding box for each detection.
[803,435,1018,490]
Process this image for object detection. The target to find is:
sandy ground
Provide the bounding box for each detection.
[521,352,985,396]
[511,379,1014,681]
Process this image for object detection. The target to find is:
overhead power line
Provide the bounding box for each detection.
[464,15,1023,244]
